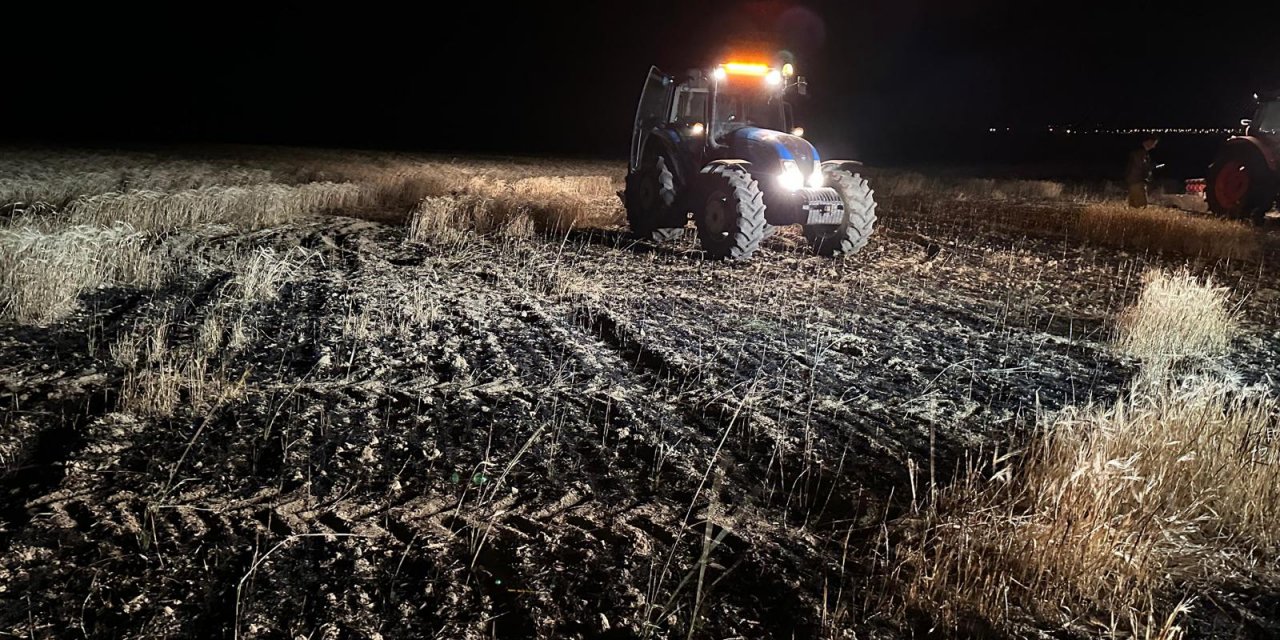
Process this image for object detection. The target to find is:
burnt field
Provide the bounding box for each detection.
[2,148,1279,638]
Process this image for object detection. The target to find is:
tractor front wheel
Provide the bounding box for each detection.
[1207,143,1277,224]
[693,164,767,260]
[803,168,877,256]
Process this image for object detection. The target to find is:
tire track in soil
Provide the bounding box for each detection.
[0,297,153,550]
[0,393,105,548]
[0,287,153,542]
[0,226,371,637]
[317,246,788,636]
[563,290,881,529]
[500,269,846,636]
[192,222,697,637]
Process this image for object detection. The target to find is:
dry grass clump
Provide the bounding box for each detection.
[65,182,363,232]
[510,176,612,232]
[1116,269,1238,365]
[883,269,1268,636]
[514,175,616,199]
[0,186,335,325]
[222,247,317,304]
[337,284,441,346]
[354,166,472,218]
[1076,203,1258,261]
[390,283,440,331]
[0,223,163,324]
[113,323,245,417]
[111,245,305,417]
[889,381,1279,635]
[407,195,533,246]
[407,174,620,243]
[195,308,250,356]
[0,172,125,209]
[121,164,279,192]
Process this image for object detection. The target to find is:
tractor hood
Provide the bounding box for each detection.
[722,127,820,177]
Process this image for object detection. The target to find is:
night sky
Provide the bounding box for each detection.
[6,1,1278,163]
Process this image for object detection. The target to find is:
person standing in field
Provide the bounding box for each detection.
[1125,134,1159,207]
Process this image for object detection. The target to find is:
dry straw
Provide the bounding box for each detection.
[1116,268,1238,366]
[885,267,1265,637]
[0,223,160,323]
[1076,204,1258,262]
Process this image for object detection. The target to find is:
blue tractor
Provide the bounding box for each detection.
[624,57,876,260]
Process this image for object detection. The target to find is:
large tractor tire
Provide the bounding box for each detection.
[693,164,767,260]
[803,168,877,256]
[1207,142,1277,224]
[624,155,686,242]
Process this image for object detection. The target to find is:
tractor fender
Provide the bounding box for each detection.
[1220,136,1279,174]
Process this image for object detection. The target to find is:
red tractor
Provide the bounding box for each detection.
[1207,92,1280,223]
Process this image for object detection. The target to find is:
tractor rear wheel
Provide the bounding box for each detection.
[803,168,877,256]
[693,164,766,260]
[1207,143,1277,224]
[624,155,686,241]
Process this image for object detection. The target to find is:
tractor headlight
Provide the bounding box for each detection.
[808,170,824,189]
[778,161,804,191]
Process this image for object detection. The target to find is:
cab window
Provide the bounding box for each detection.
[1256,102,1280,134]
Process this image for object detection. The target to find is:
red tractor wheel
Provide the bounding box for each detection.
[1206,142,1277,224]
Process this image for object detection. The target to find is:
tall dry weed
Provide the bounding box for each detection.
[0,223,162,323]
[113,323,245,418]
[1076,204,1258,262]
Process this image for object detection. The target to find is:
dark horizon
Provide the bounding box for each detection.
[6,1,1278,163]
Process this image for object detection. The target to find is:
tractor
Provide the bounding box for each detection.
[1206,92,1280,223]
[623,55,876,260]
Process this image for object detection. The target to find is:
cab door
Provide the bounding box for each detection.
[630,66,673,173]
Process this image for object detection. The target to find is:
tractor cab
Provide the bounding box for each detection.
[1246,97,1280,137]
[629,61,804,177]
[624,55,875,261]
[707,63,795,141]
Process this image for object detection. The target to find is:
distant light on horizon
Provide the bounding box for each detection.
[985,125,1236,136]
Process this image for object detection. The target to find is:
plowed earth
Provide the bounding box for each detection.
[3,161,1279,639]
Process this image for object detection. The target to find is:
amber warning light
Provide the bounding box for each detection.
[721,62,770,76]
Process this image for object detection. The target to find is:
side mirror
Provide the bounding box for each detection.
[796,76,808,96]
